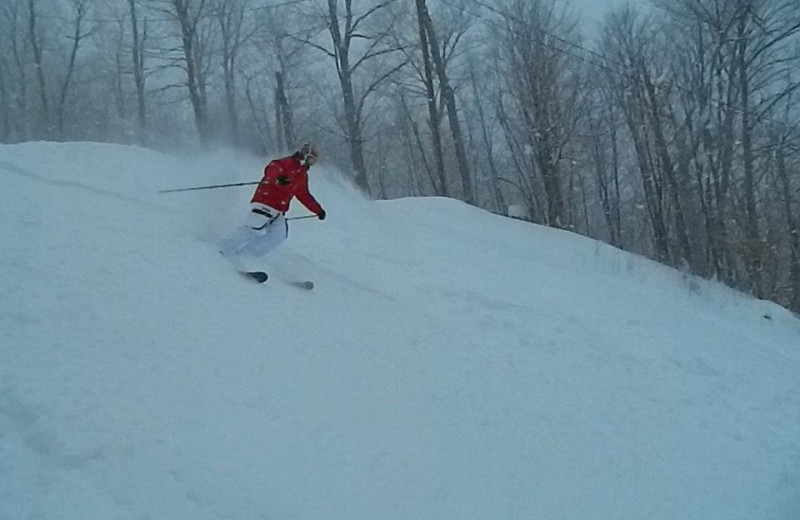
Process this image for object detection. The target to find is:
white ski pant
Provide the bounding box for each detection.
[218,203,287,258]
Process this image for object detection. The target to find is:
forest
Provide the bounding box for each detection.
[1,0,799,312]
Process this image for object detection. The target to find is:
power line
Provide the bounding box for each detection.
[438,0,629,76]
[36,0,310,25]
[437,0,800,128]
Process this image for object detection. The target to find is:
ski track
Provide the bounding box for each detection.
[0,159,175,213]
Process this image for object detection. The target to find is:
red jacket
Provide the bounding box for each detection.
[251,155,324,215]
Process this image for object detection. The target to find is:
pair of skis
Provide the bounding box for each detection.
[241,271,314,291]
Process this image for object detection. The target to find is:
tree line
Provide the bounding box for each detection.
[1,0,799,312]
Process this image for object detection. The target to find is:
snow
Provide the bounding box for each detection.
[1,141,799,520]
[506,204,528,219]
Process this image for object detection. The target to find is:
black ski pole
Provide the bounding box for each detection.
[286,215,319,221]
[159,181,262,194]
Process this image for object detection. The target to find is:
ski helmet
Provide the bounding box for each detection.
[300,143,319,166]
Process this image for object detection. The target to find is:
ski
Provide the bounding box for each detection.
[241,271,269,284]
[287,280,315,291]
[239,271,313,290]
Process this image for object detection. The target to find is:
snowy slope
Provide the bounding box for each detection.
[1,142,799,520]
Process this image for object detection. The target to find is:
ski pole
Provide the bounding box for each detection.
[286,215,319,221]
[159,181,263,194]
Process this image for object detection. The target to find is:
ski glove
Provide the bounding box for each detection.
[318,210,327,221]
[276,175,291,186]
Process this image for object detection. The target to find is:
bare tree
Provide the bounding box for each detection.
[394,86,440,195]
[586,83,623,247]
[416,0,473,204]
[491,0,586,228]
[657,0,742,280]
[771,120,800,309]
[27,0,49,137]
[254,12,314,152]
[56,0,94,138]
[214,0,254,146]
[308,0,406,194]
[602,8,673,261]
[495,89,544,221]
[0,0,29,141]
[243,72,274,153]
[733,0,800,296]
[153,0,215,144]
[128,0,148,145]
[467,59,505,213]
[413,0,446,197]
[0,58,9,141]
[274,70,294,150]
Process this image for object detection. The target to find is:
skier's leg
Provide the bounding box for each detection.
[238,214,287,257]
[218,209,272,256]
[218,225,257,256]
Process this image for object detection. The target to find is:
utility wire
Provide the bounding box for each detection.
[438,0,800,129]
[36,0,310,24]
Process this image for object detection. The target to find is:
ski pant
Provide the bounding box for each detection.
[218,203,287,258]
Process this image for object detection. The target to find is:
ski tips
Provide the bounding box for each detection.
[238,271,313,290]
[242,271,269,283]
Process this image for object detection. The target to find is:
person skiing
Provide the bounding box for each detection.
[218,143,326,279]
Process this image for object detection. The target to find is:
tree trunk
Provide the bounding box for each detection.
[223,59,239,146]
[737,8,762,296]
[609,116,622,247]
[709,67,738,284]
[775,135,800,311]
[28,0,49,137]
[417,0,473,204]
[590,107,621,247]
[244,76,271,153]
[275,71,294,150]
[624,98,670,262]
[399,92,437,195]
[8,1,29,141]
[113,37,126,121]
[642,63,694,268]
[414,0,447,197]
[128,0,147,145]
[218,0,247,147]
[326,0,369,194]
[469,70,504,213]
[173,0,208,145]
[57,0,88,138]
[0,60,9,141]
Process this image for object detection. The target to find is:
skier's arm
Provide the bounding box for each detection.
[294,172,324,216]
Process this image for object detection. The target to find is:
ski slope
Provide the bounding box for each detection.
[1,142,799,520]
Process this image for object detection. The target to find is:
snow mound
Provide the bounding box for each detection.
[2,142,799,520]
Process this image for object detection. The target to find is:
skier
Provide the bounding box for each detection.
[219,143,326,281]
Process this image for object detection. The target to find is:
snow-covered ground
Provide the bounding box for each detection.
[1,141,799,520]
